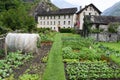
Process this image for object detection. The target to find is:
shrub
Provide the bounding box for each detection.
[108,22,119,33]
[59,28,75,33]
[37,28,51,33]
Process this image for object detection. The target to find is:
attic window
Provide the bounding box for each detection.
[90,7,92,11]
[95,13,97,15]
[83,12,85,16]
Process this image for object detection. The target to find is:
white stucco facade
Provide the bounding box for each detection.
[77,4,101,30]
[37,14,76,31]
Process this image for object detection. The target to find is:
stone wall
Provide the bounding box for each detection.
[0,34,6,51]
[89,32,119,42]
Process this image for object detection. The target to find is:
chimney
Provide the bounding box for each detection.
[80,6,82,10]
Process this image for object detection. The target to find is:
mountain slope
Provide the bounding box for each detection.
[102,1,120,16]
[51,0,76,8]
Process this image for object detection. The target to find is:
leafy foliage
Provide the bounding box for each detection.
[0,51,33,79]
[66,61,120,80]
[19,73,40,80]
[59,28,75,33]
[108,22,120,33]
[0,0,36,34]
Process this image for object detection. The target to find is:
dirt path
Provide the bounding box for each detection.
[13,45,52,79]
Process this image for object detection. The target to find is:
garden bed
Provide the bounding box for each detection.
[5,44,52,80]
[61,33,120,80]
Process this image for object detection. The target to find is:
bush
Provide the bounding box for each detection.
[37,28,51,33]
[59,28,75,33]
[108,23,119,33]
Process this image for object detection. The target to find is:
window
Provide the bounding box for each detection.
[44,21,45,25]
[54,21,55,25]
[50,16,52,19]
[90,7,92,11]
[58,21,60,25]
[95,13,97,15]
[54,16,55,19]
[58,16,60,19]
[43,17,45,19]
[64,15,66,19]
[41,21,42,25]
[64,21,66,25]
[47,16,49,19]
[47,21,49,25]
[51,21,52,25]
[83,12,85,16]
[89,13,91,15]
[68,21,70,25]
[68,15,71,19]
[54,27,55,29]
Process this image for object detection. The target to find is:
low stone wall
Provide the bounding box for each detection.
[89,33,119,42]
[0,34,6,51]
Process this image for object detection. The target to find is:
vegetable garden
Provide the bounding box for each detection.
[62,33,120,80]
[0,32,120,80]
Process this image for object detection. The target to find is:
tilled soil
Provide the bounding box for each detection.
[13,44,52,79]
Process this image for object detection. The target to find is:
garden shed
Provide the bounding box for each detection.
[84,15,120,42]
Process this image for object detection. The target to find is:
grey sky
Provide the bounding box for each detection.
[51,0,119,12]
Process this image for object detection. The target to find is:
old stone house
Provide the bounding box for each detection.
[76,3,101,30]
[36,7,77,31]
[84,15,120,41]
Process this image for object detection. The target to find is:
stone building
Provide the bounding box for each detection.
[76,3,101,30]
[36,8,77,31]
[84,15,120,42]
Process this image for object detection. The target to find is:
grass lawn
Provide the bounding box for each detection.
[100,41,120,51]
[43,33,66,80]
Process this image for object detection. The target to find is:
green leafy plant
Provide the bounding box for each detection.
[108,22,119,33]
[19,73,40,80]
[0,51,33,79]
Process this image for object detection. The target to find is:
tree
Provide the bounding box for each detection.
[0,0,22,12]
[0,0,36,33]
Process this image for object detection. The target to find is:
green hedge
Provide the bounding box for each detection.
[37,28,51,33]
[43,34,66,80]
[59,28,75,33]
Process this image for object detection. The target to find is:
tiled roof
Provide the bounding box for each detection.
[77,3,101,14]
[85,15,120,24]
[37,7,77,16]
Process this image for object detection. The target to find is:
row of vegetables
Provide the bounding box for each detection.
[61,34,120,80]
[0,51,33,80]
